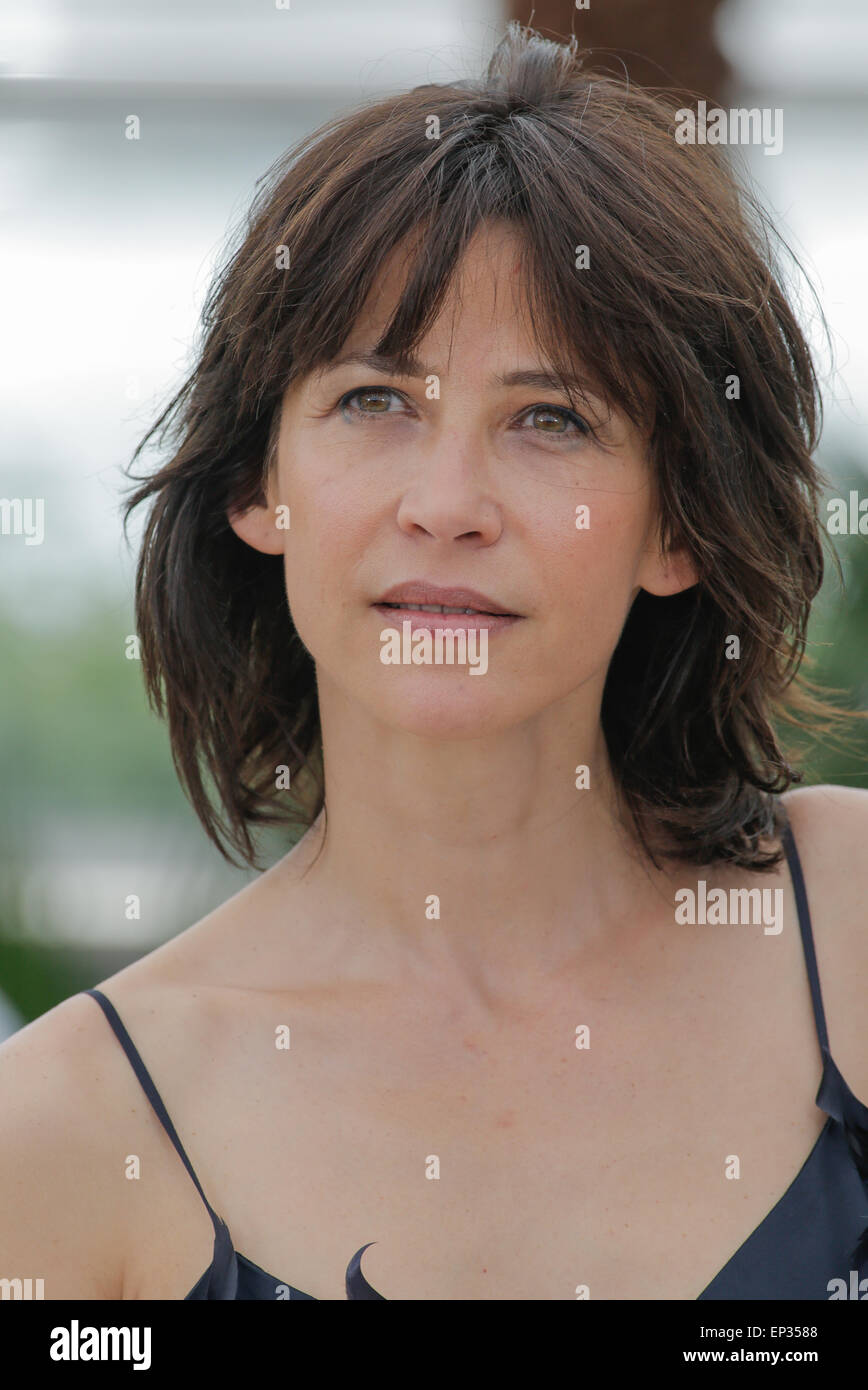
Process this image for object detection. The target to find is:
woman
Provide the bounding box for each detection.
[2,23,867,1302]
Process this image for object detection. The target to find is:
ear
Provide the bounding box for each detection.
[227,496,285,557]
[227,399,288,555]
[636,532,699,598]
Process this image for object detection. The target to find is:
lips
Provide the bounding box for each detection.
[374,581,519,617]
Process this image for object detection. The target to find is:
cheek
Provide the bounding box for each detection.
[279,467,375,634]
[541,498,648,644]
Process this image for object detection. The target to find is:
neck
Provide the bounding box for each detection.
[279,674,687,1014]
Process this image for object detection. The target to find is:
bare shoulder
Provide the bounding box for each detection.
[779,783,868,919]
[0,991,133,1298]
[780,781,868,858]
[0,839,321,1303]
[779,783,868,1099]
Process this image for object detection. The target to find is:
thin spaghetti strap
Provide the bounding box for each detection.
[83,987,223,1235]
[778,815,830,1057]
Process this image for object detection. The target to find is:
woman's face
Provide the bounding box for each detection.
[229,222,696,739]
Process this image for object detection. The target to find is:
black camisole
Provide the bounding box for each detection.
[82,813,868,1299]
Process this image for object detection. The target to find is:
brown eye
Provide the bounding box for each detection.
[339,387,403,416]
[520,404,591,439]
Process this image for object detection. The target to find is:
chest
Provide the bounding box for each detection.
[152,990,828,1301]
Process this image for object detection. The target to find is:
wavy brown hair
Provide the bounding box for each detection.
[121,22,861,874]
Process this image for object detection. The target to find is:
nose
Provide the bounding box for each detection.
[395,427,503,547]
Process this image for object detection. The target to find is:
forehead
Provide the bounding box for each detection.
[337,223,536,363]
[280,216,643,425]
[294,223,573,403]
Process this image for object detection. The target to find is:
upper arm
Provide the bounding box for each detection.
[0,992,129,1299]
[780,783,868,1101]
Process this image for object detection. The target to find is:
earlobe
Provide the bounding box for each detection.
[226,501,286,556]
[639,541,700,598]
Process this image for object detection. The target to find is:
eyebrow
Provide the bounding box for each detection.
[319,349,605,400]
